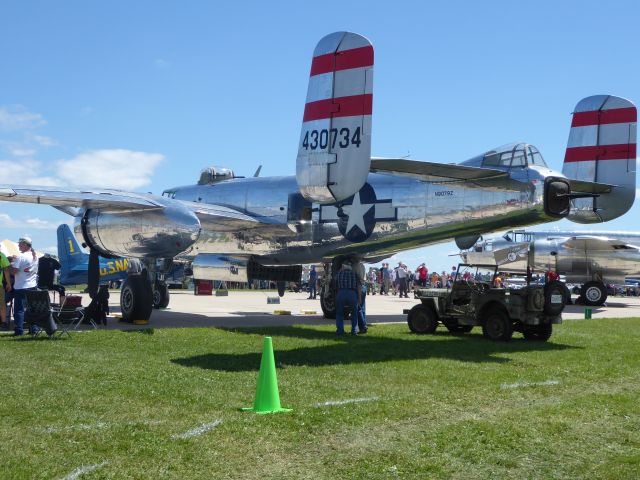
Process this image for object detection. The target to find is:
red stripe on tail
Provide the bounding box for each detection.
[571,107,637,127]
[310,46,374,76]
[564,144,637,162]
[303,94,373,122]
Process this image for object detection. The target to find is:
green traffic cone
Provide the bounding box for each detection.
[242,337,292,414]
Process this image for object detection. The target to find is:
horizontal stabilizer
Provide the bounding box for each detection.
[566,179,613,195]
[370,158,508,182]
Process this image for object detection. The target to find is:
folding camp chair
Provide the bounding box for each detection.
[24,289,59,338]
[54,295,89,336]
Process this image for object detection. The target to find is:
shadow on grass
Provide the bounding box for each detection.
[172,327,577,372]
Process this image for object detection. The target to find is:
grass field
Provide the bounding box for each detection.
[1,318,639,479]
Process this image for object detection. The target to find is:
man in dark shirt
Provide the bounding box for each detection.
[37,254,66,300]
[335,262,361,335]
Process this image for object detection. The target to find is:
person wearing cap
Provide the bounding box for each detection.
[0,249,12,329]
[335,261,361,335]
[9,236,39,336]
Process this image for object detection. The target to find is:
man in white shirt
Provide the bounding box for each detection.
[10,236,38,336]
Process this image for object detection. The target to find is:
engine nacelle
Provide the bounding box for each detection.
[76,203,201,258]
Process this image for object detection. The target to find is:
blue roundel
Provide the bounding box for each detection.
[337,183,377,242]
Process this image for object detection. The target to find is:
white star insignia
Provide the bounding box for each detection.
[342,191,374,235]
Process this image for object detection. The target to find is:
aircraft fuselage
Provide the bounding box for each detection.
[166,165,559,265]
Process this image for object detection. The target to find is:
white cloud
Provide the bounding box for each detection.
[56,149,164,189]
[0,105,46,131]
[0,213,59,230]
[29,134,56,147]
[0,159,60,186]
[8,147,37,157]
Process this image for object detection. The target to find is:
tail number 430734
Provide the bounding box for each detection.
[302,127,361,150]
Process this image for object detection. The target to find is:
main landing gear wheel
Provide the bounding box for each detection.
[582,281,607,306]
[120,276,153,322]
[152,282,170,309]
[277,281,286,297]
[407,304,438,334]
[320,286,336,319]
[523,324,552,342]
[482,307,513,341]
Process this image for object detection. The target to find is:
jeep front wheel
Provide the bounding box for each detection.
[482,307,513,341]
[407,305,438,334]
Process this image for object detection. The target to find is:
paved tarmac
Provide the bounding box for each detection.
[60,289,640,330]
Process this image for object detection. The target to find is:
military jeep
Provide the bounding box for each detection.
[407,264,565,341]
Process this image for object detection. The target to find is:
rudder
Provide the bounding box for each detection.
[296,32,374,204]
[563,95,636,223]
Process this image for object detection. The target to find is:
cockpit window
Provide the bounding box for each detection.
[527,146,547,167]
[481,143,526,169]
[511,148,526,167]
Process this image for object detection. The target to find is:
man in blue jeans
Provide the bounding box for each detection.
[334,262,361,335]
[10,236,38,336]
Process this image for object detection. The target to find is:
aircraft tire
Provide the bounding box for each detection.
[543,280,567,316]
[320,287,336,319]
[582,281,607,306]
[523,323,552,341]
[482,307,513,341]
[120,275,153,322]
[153,282,170,309]
[277,281,286,297]
[407,304,438,334]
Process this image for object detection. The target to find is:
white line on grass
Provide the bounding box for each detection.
[60,461,108,480]
[172,419,223,439]
[316,396,380,407]
[501,380,561,389]
[43,419,165,433]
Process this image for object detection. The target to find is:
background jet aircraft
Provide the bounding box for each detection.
[463,229,640,306]
[0,31,636,322]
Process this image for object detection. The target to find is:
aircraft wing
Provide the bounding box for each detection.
[0,185,163,212]
[370,158,509,182]
[562,236,640,251]
[0,185,268,228]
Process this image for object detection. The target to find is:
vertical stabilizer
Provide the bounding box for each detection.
[296,32,374,204]
[563,95,636,223]
[57,224,86,278]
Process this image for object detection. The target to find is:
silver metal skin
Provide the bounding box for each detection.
[192,254,249,283]
[562,95,637,223]
[163,143,564,267]
[465,229,640,285]
[77,197,201,258]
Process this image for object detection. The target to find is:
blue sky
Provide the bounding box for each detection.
[1,0,638,272]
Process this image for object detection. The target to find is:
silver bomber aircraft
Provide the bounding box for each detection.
[0,31,636,321]
[463,229,640,306]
